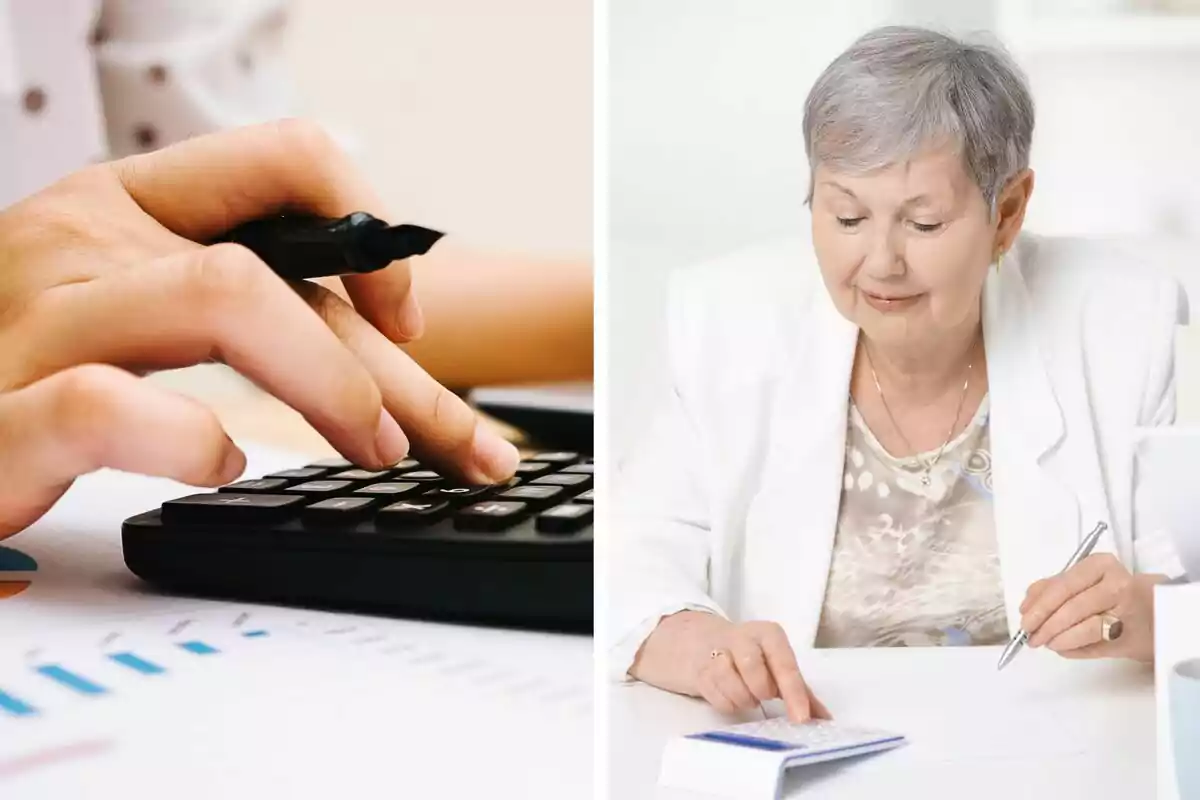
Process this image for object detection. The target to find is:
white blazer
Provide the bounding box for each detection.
[608,232,1189,680]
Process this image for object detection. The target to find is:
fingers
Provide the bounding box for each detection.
[110,119,422,342]
[293,280,518,484]
[727,637,780,704]
[0,365,243,537]
[1020,578,1051,614]
[1028,580,1118,648]
[748,623,813,722]
[695,668,740,715]
[808,687,834,721]
[1020,554,1113,637]
[706,652,760,713]
[1045,614,1110,654]
[25,245,407,470]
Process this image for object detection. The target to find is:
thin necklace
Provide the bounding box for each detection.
[863,344,972,487]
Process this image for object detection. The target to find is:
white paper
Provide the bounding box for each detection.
[0,445,593,799]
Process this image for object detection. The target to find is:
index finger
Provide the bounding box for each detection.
[111,120,422,341]
[1020,557,1108,636]
[749,625,812,723]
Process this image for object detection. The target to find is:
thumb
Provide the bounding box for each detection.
[0,365,244,537]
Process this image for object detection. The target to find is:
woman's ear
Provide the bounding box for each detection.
[994,168,1035,255]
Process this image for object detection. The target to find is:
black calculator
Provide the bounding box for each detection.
[121,452,594,633]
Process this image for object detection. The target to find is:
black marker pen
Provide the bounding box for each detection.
[215,212,444,281]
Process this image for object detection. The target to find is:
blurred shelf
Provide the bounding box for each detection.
[1001,14,1200,53]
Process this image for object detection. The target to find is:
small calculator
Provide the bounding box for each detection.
[121,452,593,633]
[687,718,905,760]
[659,718,906,798]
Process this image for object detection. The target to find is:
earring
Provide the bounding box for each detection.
[995,251,1003,271]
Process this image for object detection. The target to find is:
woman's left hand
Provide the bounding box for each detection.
[1019,553,1169,663]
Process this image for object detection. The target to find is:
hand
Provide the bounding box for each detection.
[0,120,519,537]
[1019,553,1167,662]
[630,611,831,722]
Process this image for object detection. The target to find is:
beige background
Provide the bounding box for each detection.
[157,0,593,455]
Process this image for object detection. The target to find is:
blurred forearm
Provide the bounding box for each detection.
[400,242,593,389]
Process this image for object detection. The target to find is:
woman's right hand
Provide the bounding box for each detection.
[0,121,521,540]
[629,611,831,723]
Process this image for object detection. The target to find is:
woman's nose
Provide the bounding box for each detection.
[860,230,905,279]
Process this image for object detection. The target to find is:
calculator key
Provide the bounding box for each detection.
[496,484,565,508]
[331,469,392,482]
[530,473,592,490]
[162,493,305,525]
[574,489,594,504]
[386,458,421,475]
[377,500,450,527]
[394,470,442,482]
[355,482,422,497]
[423,485,493,503]
[531,452,580,464]
[265,467,329,481]
[454,501,529,532]
[308,457,354,470]
[303,496,377,526]
[560,463,594,475]
[218,478,291,494]
[535,503,593,534]
[514,461,552,477]
[285,480,355,498]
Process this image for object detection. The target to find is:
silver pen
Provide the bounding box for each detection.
[996,521,1108,671]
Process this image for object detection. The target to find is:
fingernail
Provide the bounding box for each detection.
[374,409,410,466]
[396,293,425,341]
[220,446,246,483]
[471,425,519,482]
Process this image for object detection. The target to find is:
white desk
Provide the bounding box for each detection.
[610,647,1155,799]
[0,444,592,799]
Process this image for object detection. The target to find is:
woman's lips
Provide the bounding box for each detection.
[860,289,922,312]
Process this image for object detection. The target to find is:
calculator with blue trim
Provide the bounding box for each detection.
[659,718,906,798]
[121,452,593,633]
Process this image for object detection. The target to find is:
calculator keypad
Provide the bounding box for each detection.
[158,455,593,540]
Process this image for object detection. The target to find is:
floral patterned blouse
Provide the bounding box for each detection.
[814,396,1008,648]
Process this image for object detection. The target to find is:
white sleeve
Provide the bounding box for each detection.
[607,270,727,683]
[1131,275,1190,577]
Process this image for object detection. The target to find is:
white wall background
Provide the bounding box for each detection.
[609,0,1200,459]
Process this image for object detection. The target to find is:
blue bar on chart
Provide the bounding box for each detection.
[108,652,166,675]
[242,630,269,638]
[36,665,107,696]
[0,689,37,717]
[178,641,219,655]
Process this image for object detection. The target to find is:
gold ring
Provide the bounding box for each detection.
[1101,614,1124,642]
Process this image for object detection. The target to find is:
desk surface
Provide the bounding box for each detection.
[610,647,1155,799]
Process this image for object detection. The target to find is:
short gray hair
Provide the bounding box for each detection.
[803,26,1034,214]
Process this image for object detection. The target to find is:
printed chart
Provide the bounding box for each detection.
[0,546,37,600]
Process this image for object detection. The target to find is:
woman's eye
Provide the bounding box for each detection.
[836,217,864,229]
[911,221,943,233]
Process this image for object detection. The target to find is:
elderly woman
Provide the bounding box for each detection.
[609,26,1188,723]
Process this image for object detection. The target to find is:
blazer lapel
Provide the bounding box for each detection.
[984,249,1110,636]
[744,247,1111,647]
[741,284,857,648]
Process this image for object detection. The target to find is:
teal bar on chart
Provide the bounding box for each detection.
[108,652,166,675]
[36,665,107,696]
[178,641,219,655]
[0,689,37,717]
[242,630,269,638]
